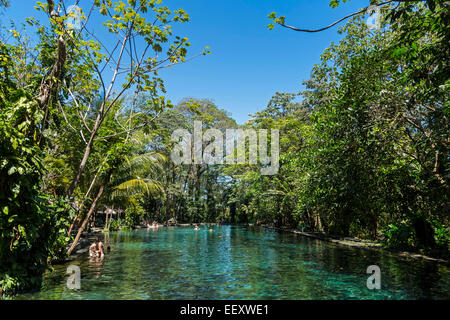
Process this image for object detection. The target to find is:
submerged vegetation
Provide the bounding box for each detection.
[0,0,449,296]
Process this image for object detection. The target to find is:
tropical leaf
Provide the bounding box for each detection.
[111,177,163,198]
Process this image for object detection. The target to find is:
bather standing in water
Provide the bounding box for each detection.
[97,237,105,259]
[89,238,104,260]
[89,239,99,258]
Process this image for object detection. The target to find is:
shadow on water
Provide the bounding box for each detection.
[12,225,450,300]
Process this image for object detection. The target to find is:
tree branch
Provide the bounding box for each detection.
[276,0,425,33]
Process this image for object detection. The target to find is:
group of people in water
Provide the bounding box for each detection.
[194,224,214,232]
[147,222,207,231]
[146,221,159,229]
[145,220,215,232]
[89,237,109,260]
[147,222,211,231]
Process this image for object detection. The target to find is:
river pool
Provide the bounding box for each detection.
[13,225,450,299]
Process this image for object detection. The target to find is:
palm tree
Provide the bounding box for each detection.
[104,133,167,229]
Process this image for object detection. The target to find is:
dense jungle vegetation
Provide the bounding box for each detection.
[0,0,448,296]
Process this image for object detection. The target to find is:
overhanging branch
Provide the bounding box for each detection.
[276,0,425,33]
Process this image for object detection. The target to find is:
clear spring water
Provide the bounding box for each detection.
[13,225,450,300]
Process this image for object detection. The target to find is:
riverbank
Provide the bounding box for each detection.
[261,225,449,266]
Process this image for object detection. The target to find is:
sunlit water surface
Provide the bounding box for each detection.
[13,226,450,299]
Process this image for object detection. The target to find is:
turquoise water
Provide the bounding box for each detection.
[13,225,450,299]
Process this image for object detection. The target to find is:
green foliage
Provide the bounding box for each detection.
[1,0,205,295]
[240,2,449,255]
[0,43,71,295]
[381,223,415,250]
[123,201,145,230]
[108,218,122,232]
[431,220,450,250]
[1,0,449,297]
[329,0,350,9]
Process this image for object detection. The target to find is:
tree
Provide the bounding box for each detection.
[234,0,449,251]
[0,42,72,295]
[0,0,208,295]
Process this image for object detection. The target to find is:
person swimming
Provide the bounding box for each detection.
[194,224,200,231]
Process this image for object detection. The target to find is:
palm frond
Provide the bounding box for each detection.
[111,177,163,199]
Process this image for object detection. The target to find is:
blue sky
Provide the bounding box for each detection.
[3,0,367,124]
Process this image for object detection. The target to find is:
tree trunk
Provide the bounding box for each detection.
[67,214,78,236]
[67,183,105,256]
[66,131,96,198]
